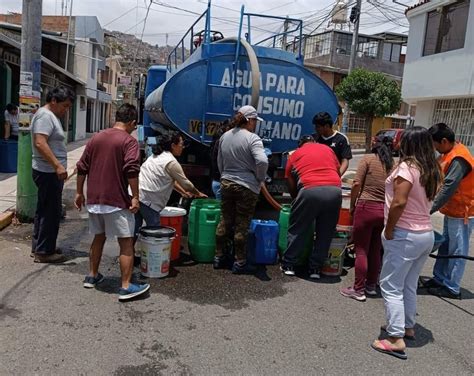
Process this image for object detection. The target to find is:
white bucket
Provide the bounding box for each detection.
[322,237,347,276]
[139,226,175,278]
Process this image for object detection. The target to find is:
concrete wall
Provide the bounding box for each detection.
[75,90,87,140]
[304,31,405,79]
[330,53,404,78]
[413,100,435,127]
[402,0,474,102]
[104,57,121,101]
[73,41,91,84]
[0,15,73,35]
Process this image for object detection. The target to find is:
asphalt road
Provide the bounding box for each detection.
[1,156,473,375]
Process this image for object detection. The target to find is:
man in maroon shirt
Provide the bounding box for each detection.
[74,104,150,301]
[281,136,342,279]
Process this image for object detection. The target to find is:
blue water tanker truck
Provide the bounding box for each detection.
[140,2,340,208]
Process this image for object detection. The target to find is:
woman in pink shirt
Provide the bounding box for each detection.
[371,127,442,360]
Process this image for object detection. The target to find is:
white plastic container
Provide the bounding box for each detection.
[139,226,176,278]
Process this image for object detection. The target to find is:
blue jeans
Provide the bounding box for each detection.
[433,216,473,294]
[212,180,222,200]
[134,202,161,238]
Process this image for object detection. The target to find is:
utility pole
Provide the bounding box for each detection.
[341,0,362,135]
[282,17,289,50]
[64,0,73,71]
[17,0,42,222]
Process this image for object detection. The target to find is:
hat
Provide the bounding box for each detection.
[238,105,263,121]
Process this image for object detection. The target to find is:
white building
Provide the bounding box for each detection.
[402,0,473,151]
[72,16,112,139]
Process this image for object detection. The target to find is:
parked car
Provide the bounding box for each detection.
[371,129,404,155]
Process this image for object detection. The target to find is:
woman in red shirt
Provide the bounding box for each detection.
[280,136,341,279]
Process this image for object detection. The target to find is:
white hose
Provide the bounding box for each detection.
[216,37,260,109]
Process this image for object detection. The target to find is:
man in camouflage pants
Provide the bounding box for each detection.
[215,179,259,268]
[214,105,268,274]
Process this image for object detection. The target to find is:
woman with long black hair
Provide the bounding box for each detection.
[371,127,442,360]
[340,136,394,301]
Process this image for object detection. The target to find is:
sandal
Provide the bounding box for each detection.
[371,339,407,360]
[30,247,63,258]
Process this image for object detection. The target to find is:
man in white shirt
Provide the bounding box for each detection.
[3,103,19,141]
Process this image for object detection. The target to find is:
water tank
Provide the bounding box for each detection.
[145,42,339,153]
[332,0,348,24]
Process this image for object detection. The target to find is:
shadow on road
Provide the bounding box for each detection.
[377,323,435,348]
[0,265,49,320]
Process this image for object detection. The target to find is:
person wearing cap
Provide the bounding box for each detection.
[280,136,342,279]
[214,105,268,274]
[312,111,352,175]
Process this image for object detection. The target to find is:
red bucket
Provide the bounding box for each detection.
[160,207,187,261]
[337,208,353,232]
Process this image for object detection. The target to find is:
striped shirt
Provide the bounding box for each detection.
[355,154,390,203]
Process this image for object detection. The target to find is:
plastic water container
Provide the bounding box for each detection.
[160,206,187,261]
[139,226,176,278]
[0,140,18,173]
[322,236,348,276]
[188,199,221,262]
[337,191,353,232]
[247,219,279,264]
[278,204,314,265]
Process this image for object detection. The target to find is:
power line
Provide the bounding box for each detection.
[83,5,139,39]
[306,1,357,35]
[130,0,154,103]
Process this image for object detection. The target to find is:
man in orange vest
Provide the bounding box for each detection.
[424,123,473,299]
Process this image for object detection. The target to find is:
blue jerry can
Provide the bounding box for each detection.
[247,219,279,265]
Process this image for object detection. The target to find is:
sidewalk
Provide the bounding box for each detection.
[0,137,90,213]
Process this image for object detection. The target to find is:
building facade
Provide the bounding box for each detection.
[0,14,112,141]
[302,30,411,148]
[0,20,85,142]
[403,0,473,151]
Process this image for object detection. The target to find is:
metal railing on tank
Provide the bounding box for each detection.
[238,10,304,62]
[166,3,211,72]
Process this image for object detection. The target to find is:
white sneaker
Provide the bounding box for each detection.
[280,265,295,276]
[309,268,321,279]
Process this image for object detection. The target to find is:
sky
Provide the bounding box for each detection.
[0,0,417,46]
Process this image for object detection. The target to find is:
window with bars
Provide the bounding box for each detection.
[304,33,332,58]
[382,42,402,62]
[336,33,352,55]
[348,115,367,133]
[431,98,474,148]
[358,38,379,58]
[391,118,407,129]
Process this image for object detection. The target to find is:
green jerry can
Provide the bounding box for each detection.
[278,204,314,265]
[188,199,221,263]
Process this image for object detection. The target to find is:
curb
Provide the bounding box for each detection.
[0,211,14,231]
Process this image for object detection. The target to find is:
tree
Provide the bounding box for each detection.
[336,68,402,151]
